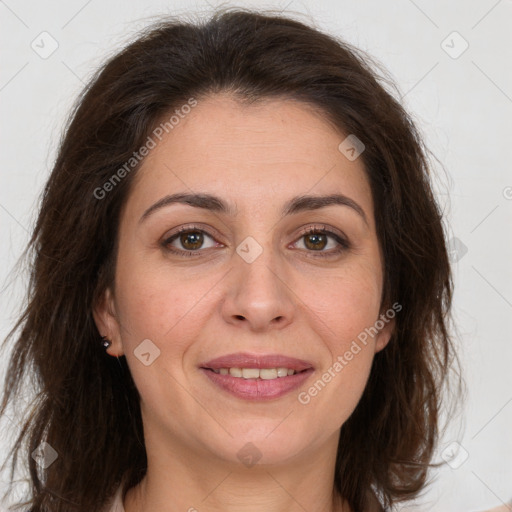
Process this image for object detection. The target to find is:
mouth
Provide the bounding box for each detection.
[201,367,310,379]
[199,352,314,401]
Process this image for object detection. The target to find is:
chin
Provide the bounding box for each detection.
[207,425,311,467]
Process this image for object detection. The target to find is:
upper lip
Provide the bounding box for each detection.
[200,352,314,371]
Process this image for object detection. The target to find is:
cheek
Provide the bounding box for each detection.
[113,263,214,417]
[114,255,215,353]
[304,259,382,348]
[297,260,382,417]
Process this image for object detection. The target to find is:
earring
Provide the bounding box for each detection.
[101,336,112,349]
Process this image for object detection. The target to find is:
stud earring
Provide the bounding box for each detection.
[101,336,112,349]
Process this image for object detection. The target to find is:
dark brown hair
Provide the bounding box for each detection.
[0,7,460,511]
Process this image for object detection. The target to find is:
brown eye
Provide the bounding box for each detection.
[294,225,350,258]
[178,231,204,250]
[303,232,328,251]
[162,227,219,256]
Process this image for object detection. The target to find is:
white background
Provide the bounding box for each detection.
[0,0,511,510]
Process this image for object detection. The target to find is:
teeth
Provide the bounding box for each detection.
[211,367,298,379]
[229,368,243,378]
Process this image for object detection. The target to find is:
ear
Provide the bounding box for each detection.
[92,287,125,357]
[374,313,396,354]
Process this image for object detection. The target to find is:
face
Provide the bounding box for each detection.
[94,94,394,467]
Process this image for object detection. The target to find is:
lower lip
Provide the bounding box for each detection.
[200,368,314,401]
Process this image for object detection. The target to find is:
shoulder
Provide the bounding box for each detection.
[100,482,126,512]
[365,489,387,512]
[25,482,127,512]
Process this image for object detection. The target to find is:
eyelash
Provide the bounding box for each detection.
[161,224,350,259]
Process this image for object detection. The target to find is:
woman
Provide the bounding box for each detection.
[0,8,459,512]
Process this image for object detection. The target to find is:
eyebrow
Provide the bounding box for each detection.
[139,192,368,225]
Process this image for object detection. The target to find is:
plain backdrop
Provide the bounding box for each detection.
[0,0,511,510]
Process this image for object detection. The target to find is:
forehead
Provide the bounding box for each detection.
[126,94,374,223]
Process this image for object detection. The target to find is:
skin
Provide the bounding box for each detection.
[94,93,395,512]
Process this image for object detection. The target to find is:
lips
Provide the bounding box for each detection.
[199,352,315,401]
[199,352,314,372]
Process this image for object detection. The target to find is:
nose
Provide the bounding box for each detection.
[220,242,295,333]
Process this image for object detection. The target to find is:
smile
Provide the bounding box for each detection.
[210,367,298,379]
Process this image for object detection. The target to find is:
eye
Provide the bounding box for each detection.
[292,225,350,258]
[162,225,220,257]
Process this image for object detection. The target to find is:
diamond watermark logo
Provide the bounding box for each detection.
[448,236,468,263]
[30,31,59,59]
[31,442,58,469]
[236,442,262,468]
[441,31,469,59]
[134,338,161,366]
[236,236,263,264]
[338,134,365,161]
[441,441,469,469]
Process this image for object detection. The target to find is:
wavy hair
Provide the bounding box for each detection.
[0,8,460,511]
